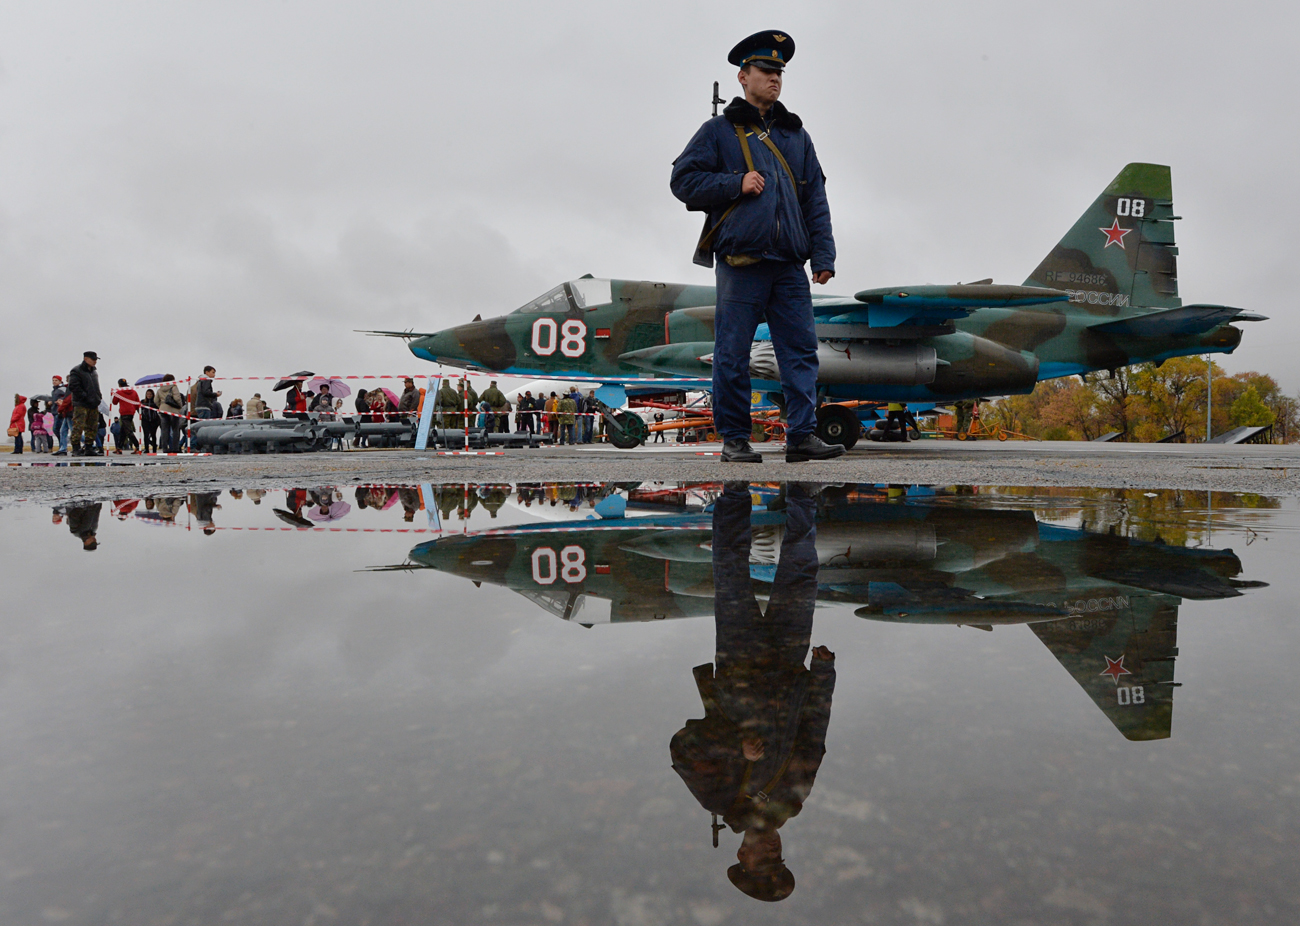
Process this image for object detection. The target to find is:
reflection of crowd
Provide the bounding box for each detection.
[55,483,621,547]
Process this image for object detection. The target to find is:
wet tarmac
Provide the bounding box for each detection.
[3,482,1298,924]
[5,440,1300,503]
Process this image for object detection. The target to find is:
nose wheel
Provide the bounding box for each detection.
[606,411,649,449]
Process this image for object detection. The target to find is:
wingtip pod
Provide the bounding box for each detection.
[1105,163,1173,202]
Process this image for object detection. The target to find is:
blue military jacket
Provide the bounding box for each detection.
[671,98,835,273]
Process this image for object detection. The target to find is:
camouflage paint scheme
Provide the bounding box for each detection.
[406,484,1263,742]
[393,164,1262,405]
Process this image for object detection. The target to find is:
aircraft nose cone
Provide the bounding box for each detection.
[410,328,465,364]
[410,318,516,370]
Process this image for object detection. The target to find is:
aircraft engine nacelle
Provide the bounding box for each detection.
[749,341,939,385]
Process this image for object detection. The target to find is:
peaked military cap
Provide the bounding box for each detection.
[728,30,795,71]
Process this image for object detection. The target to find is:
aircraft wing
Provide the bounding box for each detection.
[1028,594,1178,741]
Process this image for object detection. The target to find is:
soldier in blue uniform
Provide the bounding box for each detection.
[671,30,845,463]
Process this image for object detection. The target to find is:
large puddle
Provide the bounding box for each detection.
[4,483,1297,924]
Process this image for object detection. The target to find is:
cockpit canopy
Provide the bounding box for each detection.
[513,278,613,313]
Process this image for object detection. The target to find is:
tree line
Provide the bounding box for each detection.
[981,358,1297,442]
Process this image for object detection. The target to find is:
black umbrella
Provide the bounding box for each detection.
[273,508,314,528]
[30,394,53,403]
[273,371,314,392]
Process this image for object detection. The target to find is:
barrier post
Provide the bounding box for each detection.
[415,375,439,451]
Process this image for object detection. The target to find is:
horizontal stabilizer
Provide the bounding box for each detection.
[1088,305,1264,339]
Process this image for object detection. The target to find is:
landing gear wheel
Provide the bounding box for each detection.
[957,431,968,441]
[607,412,648,449]
[997,430,1007,441]
[815,405,861,450]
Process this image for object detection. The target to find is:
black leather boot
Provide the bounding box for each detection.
[786,434,846,462]
[721,439,762,463]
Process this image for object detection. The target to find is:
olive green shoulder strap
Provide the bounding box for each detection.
[694,124,759,257]
[748,124,797,189]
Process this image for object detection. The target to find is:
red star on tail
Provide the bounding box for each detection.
[1099,220,1132,249]
[1100,654,1132,685]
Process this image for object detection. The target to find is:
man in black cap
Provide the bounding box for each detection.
[67,351,103,456]
[671,31,843,464]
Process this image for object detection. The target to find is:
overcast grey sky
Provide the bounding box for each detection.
[2,1,1296,395]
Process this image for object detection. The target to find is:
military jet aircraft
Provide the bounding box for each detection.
[403,483,1264,740]
[372,163,1263,447]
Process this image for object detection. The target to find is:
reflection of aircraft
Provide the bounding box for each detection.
[374,164,1263,447]
[408,484,1265,740]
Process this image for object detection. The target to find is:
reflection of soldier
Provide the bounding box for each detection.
[477,485,511,518]
[433,484,478,521]
[64,502,102,551]
[671,484,834,902]
[190,492,221,535]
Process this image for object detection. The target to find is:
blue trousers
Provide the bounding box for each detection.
[713,260,818,444]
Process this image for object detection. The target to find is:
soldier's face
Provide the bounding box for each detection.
[739,66,782,105]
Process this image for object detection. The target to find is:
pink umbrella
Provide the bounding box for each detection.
[308,376,351,398]
[307,500,352,522]
[377,387,400,407]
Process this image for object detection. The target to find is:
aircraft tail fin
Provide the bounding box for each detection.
[1024,163,1180,314]
[1029,594,1178,741]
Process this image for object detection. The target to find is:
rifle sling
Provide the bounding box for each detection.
[694,123,798,258]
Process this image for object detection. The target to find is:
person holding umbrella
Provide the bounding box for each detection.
[49,375,71,455]
[310,383,335,415]
[370,388,398,422]
[29,398,53,452]
[271,371,313,416]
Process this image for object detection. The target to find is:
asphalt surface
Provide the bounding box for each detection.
[4,439,1299,504]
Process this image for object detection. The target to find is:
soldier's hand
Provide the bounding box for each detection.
[812,645,835,661]
[741,171,765,195]
[812,271,833,285]
[742,737,766,761]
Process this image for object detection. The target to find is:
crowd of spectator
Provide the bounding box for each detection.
[9,352,427,456]
[431,378,605,445]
